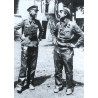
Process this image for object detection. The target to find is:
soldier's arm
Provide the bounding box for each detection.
[14,20,24,34]
[14,20,25,41]
[37,20,44,41]
[73,22,84,47]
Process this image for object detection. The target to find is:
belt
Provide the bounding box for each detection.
[21,40,38,47]
[56,40,71,46]
[57,38,72,43]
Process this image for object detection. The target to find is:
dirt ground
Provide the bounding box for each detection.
[14,39,84,98]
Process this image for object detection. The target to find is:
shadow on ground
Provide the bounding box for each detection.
[63,79,84,87]
[34,75,51,86]
[14,75,51,88]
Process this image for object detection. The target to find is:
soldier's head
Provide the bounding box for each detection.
[59,7,71,21]
[27,5,39,18]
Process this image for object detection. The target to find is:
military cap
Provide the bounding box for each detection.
[27,5,39,12]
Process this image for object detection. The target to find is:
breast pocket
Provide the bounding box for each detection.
[30,26,37,32]
[64,30,72,38]
[30,23,38,32]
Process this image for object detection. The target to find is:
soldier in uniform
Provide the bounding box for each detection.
[53,7,84,95]
[14,5,43,93]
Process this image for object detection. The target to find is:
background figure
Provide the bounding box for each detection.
[53,7,84,95]
[14,5,43,93]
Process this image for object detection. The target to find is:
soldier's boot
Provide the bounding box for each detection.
[54,85,63,93]
[29,84,35,90]
[16,84,23,93]
[66,87,74,95]
[16,78,26,93]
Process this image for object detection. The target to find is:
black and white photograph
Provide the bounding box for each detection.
[14,0,84,98]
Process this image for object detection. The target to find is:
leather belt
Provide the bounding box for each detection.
[57,38,72,43]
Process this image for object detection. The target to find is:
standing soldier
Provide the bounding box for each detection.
[53,7,84,95]
[14,5,43,93]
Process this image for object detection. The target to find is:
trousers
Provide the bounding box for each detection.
[54,46,74,88]
[18,46,38,86]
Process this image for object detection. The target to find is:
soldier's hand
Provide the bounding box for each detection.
[70,44,76,48]
[38,39,41,45]
[21,36,30,46]
[39,38,42,42]
[20,34,25,41]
